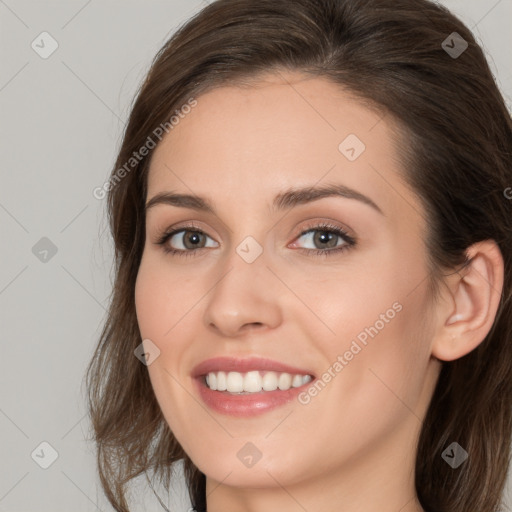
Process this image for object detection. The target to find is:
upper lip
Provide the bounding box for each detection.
[191,357,315,378]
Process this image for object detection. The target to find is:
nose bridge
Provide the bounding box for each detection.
[202,236,282,336]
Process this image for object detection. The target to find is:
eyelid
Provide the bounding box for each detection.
[152,220,213,244]
[154,218,357,257]
[153,218,352,243]
[289,220,356,252]
[291,218,355,241]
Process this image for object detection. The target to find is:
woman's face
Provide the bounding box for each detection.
[135,72,441,494]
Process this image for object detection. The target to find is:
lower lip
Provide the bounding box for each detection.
[195,376,314,417]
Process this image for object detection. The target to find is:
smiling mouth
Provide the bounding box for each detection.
[202,370,314,394]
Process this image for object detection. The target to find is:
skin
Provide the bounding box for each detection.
[134,71,504,512]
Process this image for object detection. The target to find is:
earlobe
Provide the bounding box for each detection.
[431,240,504,362]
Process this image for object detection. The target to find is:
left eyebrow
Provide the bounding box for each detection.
[145,183,384,216]
[272,183,383,215]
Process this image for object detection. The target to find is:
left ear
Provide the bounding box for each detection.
[431,240,504,362]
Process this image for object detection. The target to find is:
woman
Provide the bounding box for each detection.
[86,0,512,511]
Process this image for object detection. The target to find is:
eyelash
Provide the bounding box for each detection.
[155,221,357,258]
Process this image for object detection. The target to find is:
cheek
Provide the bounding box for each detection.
[134,256,202,444]
[135,253,197,339]
[306,247,433,411]
[331,281,432,425]
[135,265,163,340]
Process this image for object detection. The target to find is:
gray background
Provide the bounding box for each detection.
[0,1,511,511]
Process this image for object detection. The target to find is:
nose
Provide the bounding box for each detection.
[202,247,283,338]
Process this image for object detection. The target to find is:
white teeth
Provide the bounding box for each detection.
[278,372,292,390]
[302,374,312,385]
[216,371,227,391]
[292,374,303,387]
[208,372,217,390]
[243,371,262,392]
[262,371,278,391]
[226,371,244,392]
[205,370,313,393]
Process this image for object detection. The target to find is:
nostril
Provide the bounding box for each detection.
[246,322,264,330]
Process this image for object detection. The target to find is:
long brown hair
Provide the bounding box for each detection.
[85,0,512,510]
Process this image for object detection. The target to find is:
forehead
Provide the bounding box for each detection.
[146,72,419,223]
